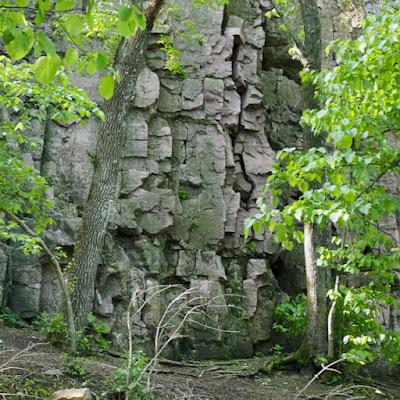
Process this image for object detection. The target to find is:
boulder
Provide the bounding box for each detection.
[51,388,92,400]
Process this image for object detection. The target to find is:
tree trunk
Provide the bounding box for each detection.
[300,223,328,361]
[298,0,329,361]
[71,0,164,330]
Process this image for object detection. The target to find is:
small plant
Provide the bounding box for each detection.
[78,313,111,352]
[33,312,68,346]
[178,188,189,201]
[269,344,283,356]
[62,355,87,377]
[21,378,51,398]
[273,294,307,338]
[33,312,111,354]
[159,34,187,78]
[245,240,256,253]
[191,219,200,227]
[0,307,21,327]
[102,350,149,400]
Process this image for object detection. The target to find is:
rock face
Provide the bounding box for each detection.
[0,0,372,358]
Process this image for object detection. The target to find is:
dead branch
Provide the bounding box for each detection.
[296,358,345,399]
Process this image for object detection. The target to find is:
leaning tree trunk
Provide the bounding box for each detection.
[71,0,164,330]
[297,0,329,362]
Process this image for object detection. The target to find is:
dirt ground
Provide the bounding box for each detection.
[1,325,399,400]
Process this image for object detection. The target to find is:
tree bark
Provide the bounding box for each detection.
[71,0,164,330]
[301,223,328,361]
[297,0,329,361]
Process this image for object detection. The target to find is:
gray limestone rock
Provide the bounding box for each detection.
[8,251,41,318]
[195,251,227,281]
[204,78,224,117]
[134,68,160,108]
[121,169,151,196]
[182,79,204,110]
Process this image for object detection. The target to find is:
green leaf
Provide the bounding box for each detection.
[339,134,353,149]
[16,0,31,6]
[132,6,146,31]
[37,0,51,13]
[118,5,132,21]
[95,52,107,71]
[117,20,134,37]
[34,54,62,84]
[64,15,84,36]
[36,31,56,55]
[63,47,79,69]
[86,58,97,74]
[98,74,115,100]
[55,0,75,11]
[5,29,34,60]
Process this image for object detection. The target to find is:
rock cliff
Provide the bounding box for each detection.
[1,0,374,358]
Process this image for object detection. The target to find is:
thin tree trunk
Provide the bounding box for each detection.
[300,223,328,361]
[298,0,329,361]
[327,274,339,359]
[71,0,164,330]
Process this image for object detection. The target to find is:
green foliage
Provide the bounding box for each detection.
[0,0,146,98]
[33,312,111,354]
[247,3,400,364]
[0,56,102,254]
[78,313,111,352]
[193,0,229,9]
[272,294,307,337]
[33,312,69,345]
[158,34,187,78]
[0,307,22,327]
[21,378,51,399]
[178,188,189,200]
[62,355,87,377]
[102,350,149,400]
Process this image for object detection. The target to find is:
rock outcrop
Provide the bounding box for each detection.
[1,0,377,359]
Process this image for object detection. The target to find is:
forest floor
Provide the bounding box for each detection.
[1,325,399,399]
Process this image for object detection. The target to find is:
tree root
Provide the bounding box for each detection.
[157,353,297,379]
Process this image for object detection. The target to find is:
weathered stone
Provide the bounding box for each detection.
[138,211,173,235]
[137,191,175,234]
[277,76,302,111]
[244,25,265,48]
[182,79,204,110]
[158,87,182,113]
[240,132,275,176]
[123,115,148,158]
[121,169,151,195]
[204,78,224,116]
[247,259,268,280]
[195,251,227,281]
[222,89,241,127]
[223,188,241,233]
[176,250,196,278]
[8,251,41,318]
[134,68,160,108]
[143,278,162,327]
[40,263,63,313]
[51,388,92,400]
[148,135,172,160]
[242,86,263,109]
